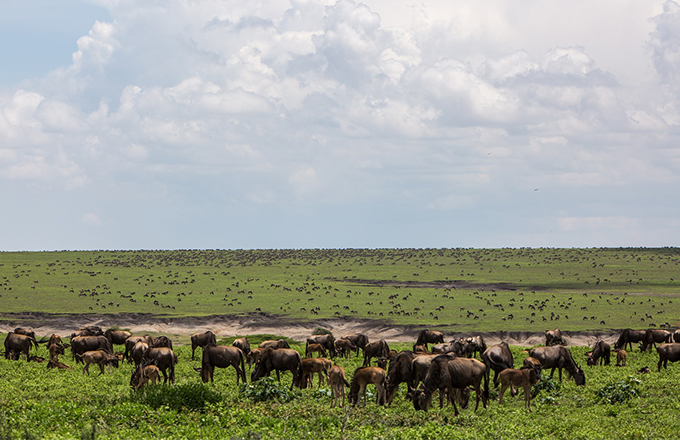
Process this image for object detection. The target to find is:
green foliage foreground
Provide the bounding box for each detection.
[1,342,680,439]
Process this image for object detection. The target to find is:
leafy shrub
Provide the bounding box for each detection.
[240,377,297,403]
[595,376,641,404]
[131,383,222,412]
[531,376,561,399]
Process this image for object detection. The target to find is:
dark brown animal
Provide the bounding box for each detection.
[482,342,515,387]
[545,329,565,346]
[78,350,119,375]
[498,366,541,411]
[47,334,63,348]
[130,341,150,367]
[586,340,611,366]
[104,329,132,346]
[251,348,303,389]
[13,328,36,339]
[465,336,487,359]
[363,339,390,367]
[641,329,673,352]
[414,330,445,350]
[190,331,217,360]
[615,349,627,367]
[246,348,264,369]
[71,336,113,363]
[432,341,463,355]
[305,343,327,358]
[70,326,104,339]
[200,344,246,385]
[144,347,176,384]
[335,338,358,358]
[48,343,66,363]
[674,329,680,343]
[348,366,387,407]
[341,334,369,353]
[615,329,647,351]
[151,336,173,350]
[123,335,153,361]
[4,332,39,361]
[412,354,489,416]
[386,350,417,404]
[232,337,250,357]
[300,357,331,388]
[306,334,336,358]
[657,343,680,371]
[329,364,350,408]
[527,346,585,385]
[411,354,441,391]
[47,360,72,369]
[258,339,290,349]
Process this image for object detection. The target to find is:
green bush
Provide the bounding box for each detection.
[595,376,641,404]
[531,375,562,399]
[240,377,298,403]
[130,383,222,412]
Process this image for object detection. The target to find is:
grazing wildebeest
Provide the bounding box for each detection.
[78,350,119,375]
[341,334,369,353]
[47,343,66,363]
[386,350,417,404]
[414,330,445,350]
[123,335,153,362]
[305,343,327,358]
[657,343,680,371]
[586,340,611,366]
[4,332,39,361]
[545,329,566,346]
[615,329,647,351]
[363,339,390,367]
[71,336,113,364]
[232,337,250,357]
[412,354,489,416]
[306,334,336,358]
[246,348,265,369]
[528,346,585,385]
[465,336,487,359]
[130,363,161,390]
[144,347,176,384]
[498,366,541,412]
[335,338,358,358]
[300,357,331,388]
[482,342,515,387]
[258,339,290,350]
[251,348,303,389]
[615,349,627,367]
[641,329,673,352]
[190,331,217,360]
[348,366,387,407]
[200,344,246,385]
[329,364,350,408]
[104,329,132,346]
[151,336,173,350]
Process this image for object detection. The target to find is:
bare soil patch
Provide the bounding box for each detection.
[0,312,616,347]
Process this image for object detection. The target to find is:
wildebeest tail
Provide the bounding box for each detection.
[483,366,489,400]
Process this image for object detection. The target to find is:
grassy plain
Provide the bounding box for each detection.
[1,248,680,331]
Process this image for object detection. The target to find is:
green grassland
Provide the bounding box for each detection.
[1,248,680,331]
[1,339,679,439]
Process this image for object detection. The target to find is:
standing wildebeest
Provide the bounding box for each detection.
[641,329,673,352]
[70,326,104,339]
[432,341,463,355]
[151,336,173,350]
[130,341,150,367]
[306,334,336,358]
[300,357,331,388]
[586,340,611,366]
[329,364,350,408]
[657,343,680,371]
[104,329,132,346]
[363,339,390,367]
[200,344,246,385]
[498,365,541,412]
[4,332,38,361]
[386,350,417,404]
[130,363,161,390]
[251,348,303,389]
[412,354,489,416]
[348,366,387,407]
[305,343,327,358]
[674,329,680,343]
[482,342,515,387]
[414,330,445,350]
[13,328,36,339]
[190,331,217,360]
[78,350,119,375]
[410,354,441,391]
[615,349,627,367]
[528,346,585,385]
[246,348,265,369]
[465,336,487,359]
[123,335,153,361]
[341,334,369,354]
[335,338,358,358]
[545,329,566,346]
[71,336,113,364]
[144,347,176,384]
[232,337,251,357]
[259,339,290,350]
[615,329,647,351]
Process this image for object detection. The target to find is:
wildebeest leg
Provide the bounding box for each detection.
[276,370,281,383]
[82,363,89,375]
[549,367,556,379]
[499,383,508,404]
[524,384,532,411]
[99,362,105,376]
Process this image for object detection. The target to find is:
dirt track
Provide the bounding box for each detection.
[0,312,620,347]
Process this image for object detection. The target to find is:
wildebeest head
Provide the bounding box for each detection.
[412,388,431,411]
[572,365,586,385]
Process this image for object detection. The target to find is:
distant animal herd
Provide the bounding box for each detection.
[3,325,680,413]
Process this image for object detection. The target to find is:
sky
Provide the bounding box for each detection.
[1,0,679,251]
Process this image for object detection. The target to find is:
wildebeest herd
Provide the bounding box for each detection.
[3,325,680,414]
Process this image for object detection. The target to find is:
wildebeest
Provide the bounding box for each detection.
[13,328,36,339]
[329,364,350,408]
[498,366,541,412]
[348,366,387,407]
[522,356,542,371]
[258,339,290,350]
[410,354,440,391]
[481,342,515,387]
[465,336,487,359]
[363,339,389,367]
[657,343,680,371]
[386,350,417,404]
[151,336,173,350]
[47,359,72,369]
[130,341,150,367]
[246,348,265,369]
[432,341,463,355]
[71,336,113,364]
[123,335,153,361]
[586,340,611,366]
[48,343,66,363]
[545,329,566,346]
[341,334,369,353]
[232,337,251,357]
[527,346,585,385]
[412,354,489,416]
[615,329,647,351]
[674,329,680,343]
[144,347,176,384]
[300,357,331,388]
[190,331,217,360]
[130,363,161,390]
[70,325,104,339]
[4,332,39,361]
[335,338,358,358]
[104,329,132,346]
[251,348,303,389]
[78,350,119,375]
[200,344,246,385]
[305,343,327,358]
[306,334,336,358]
[615,349,627,367]
[641,329,673,352]
[414,330,445,350]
